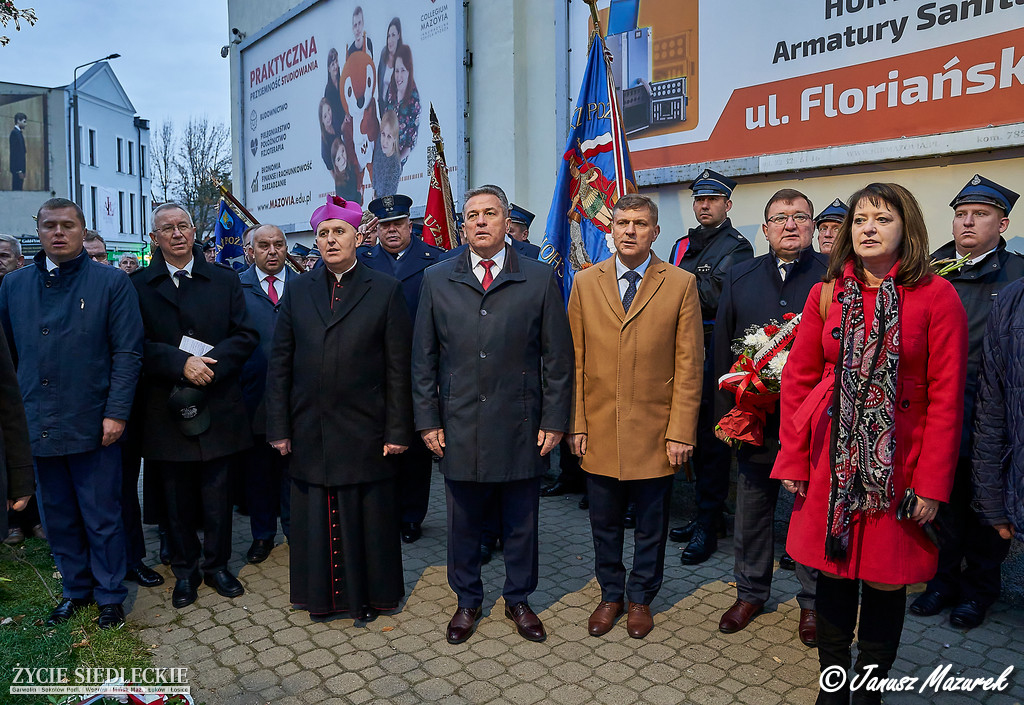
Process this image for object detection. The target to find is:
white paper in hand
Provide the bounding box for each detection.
[179,335,214,357]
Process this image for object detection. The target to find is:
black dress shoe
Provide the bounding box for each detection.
[205,570,244,598]
[158,529,171,566]
[479,543,493,565]
[172,575,200,608]
[505,601,546,642]
[97,604,125,630]
[909,589,953,617]
[680,524,717,565]
[669,520,698,543]
[950,600,985,629]
[578,494,589,510]
[46,597,92,626]
[778,552,796,571]
[246,538,274,563]
[446,606,483,644]
[540,480,582,497]
[623,503,637,529]
[125,562,165,587]
[400,522,422,544]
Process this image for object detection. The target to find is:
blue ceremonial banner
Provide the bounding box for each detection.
[213,198,247,271]
[540,32,636,302]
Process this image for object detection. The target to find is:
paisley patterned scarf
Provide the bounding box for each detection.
[826,272,901,560]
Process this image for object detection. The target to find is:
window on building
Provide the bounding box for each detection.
[128,141,135,175]
[140,145,146,177]
[116,137,123,173]
[129,194,136,234]
[90,187,98,230]
[118,191,125,233]
[88,129,97,167]
[141,195,148,234]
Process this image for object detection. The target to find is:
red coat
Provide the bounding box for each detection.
[771,267,967,585]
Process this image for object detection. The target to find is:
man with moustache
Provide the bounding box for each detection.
[239,224,292,563]
[132,203,257,609]
[666,169,753,565]
[0,198,143,628]
[359,194,448,544]
[412,185,572,645]
[714,189,825,644]
[912,175,1024,629]
[814,199,848,255]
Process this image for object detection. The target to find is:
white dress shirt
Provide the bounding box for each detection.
[257,266,286,299]
[165,257,195,287]
[469,246,507,285]
[614,253,652,299]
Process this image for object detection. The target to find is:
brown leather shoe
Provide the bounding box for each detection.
[446,606,482,644]
[504,601,546,642]
[588,601,624,636]
[626,602,654,639]
[798,608,817,647]
[719,599,764,634]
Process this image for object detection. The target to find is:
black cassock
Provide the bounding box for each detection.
[266,263,413,618]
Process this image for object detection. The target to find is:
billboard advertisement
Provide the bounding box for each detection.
[589,0,1024,177]
[239,0,465,231]
[1,94,48,192]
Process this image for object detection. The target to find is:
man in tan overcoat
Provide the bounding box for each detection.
[568,193,703,639]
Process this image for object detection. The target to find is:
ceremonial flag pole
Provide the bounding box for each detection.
[212,180,305,272]
[423,104,460,250]
[540,0,637,301]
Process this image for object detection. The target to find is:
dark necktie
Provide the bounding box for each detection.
[266,275,279,304]
[481,259,495,291]
[622,270,641,313]
[780,261,795,281]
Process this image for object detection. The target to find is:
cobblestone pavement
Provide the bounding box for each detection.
[127,471,1024,705]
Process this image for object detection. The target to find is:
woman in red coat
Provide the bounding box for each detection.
[772,183,967,704]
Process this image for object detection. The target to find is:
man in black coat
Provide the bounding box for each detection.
[239,224,292,564]
[667,169,754,564]
[131,203,258,609]
[714,189,825,645]
[8,113,26,191]
[412,185,573,645]
[359,194,449,544]
[266,196,413,622]
[912,175,1024,629]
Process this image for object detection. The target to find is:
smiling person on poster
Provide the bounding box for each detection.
[772,183,968,704]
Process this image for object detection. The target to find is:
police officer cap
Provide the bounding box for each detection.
[814,198,849,226]
[307,246,321,258]
[508,204,536,227]
[950,174,1019,214]
[202,239,216,252]
[690,169,736,198]
[290,243,310,258]
[367,194,413,223]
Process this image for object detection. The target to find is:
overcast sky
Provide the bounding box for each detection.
[1,0,232,131]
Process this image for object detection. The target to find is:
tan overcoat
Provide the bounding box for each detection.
[568,254,703,481]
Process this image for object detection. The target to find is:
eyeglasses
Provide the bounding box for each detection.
[766,213,812,225]
[156,223,194,236]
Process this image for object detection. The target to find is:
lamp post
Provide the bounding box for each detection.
[72,53,120,205]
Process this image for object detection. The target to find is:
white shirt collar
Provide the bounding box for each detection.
[165,257,194,279]
[964,246,998,267]
[615,253,652,281]
[45,256,60,273]
[257,266,286,283]
[469,245,507,278]
[330,259,358,281]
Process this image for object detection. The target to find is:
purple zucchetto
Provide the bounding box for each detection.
[310,195,362,232]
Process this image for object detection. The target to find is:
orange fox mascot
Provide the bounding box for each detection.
[340,39,379,198]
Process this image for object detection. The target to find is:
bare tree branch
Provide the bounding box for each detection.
[175,118,231,241]
[150,121,177,204]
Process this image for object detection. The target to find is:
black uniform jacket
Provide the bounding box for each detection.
[131,245,258,462]
[265,262,414,487]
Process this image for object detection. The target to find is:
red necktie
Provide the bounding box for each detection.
[266,275,279,304]
[481,260,495,291]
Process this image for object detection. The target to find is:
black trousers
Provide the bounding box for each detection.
[928,457,1011,608]
[587,473,673,605]
[445,476,541,608]
[151,456,233,580]
[396,442,433,525]
[245,438,292,541]
[691,340,731,526]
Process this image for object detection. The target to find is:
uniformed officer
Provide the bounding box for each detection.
[912,175,1024,629]
[666,169,754,564]
[359,194,451,543]
[508,204,535,243]
[813,198,847,255]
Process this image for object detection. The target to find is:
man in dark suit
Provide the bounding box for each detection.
[131,203,258,609]
[667,169,754,565]
[239,224,292,564]
[0,198,143,629]
[359,193,448,544]
[714,188,825,645]
[412,185,573,645]
[9,113,27,191]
